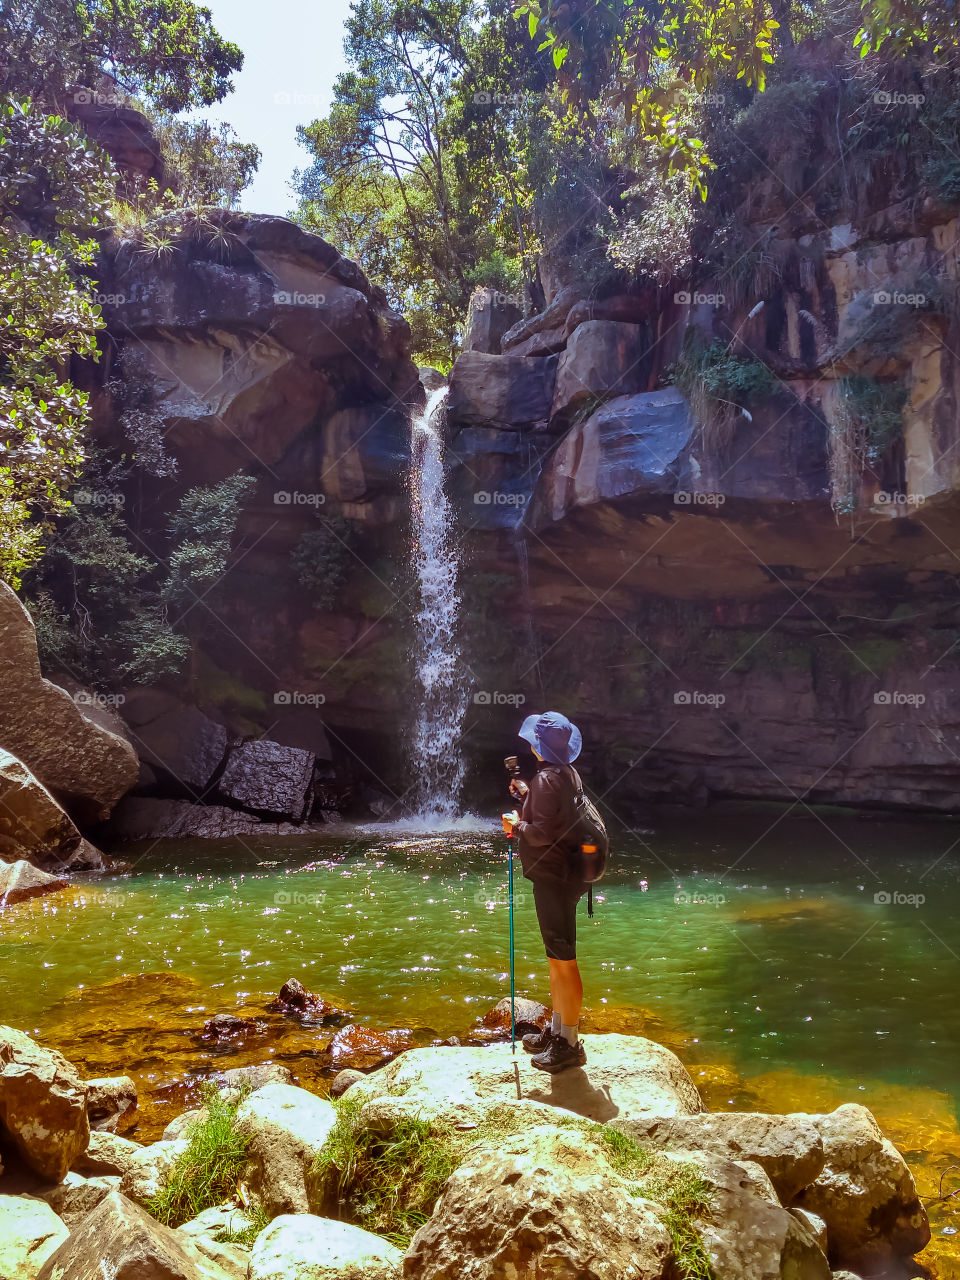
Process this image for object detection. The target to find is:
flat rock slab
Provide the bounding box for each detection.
[249,1214,402,1280]
[345,1033,702,1124]
[0,1194,69,1280]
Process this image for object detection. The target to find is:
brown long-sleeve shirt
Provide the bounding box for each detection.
[515,763,582,885]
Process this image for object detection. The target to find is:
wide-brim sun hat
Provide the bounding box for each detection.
[519,710,582,765]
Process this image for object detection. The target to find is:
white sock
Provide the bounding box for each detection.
[561,1022,579,1047]
[550,1011,561,1036]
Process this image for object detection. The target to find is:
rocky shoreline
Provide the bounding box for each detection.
[0,992,937,1280]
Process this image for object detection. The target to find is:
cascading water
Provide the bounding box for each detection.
[409,387,469,820]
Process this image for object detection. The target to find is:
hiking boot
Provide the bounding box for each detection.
[521,1025,554,1054]
[531,1036,587,1074]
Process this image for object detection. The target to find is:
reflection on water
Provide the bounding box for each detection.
[2,811,959,1267]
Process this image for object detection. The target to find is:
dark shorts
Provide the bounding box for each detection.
[532,878,585,961]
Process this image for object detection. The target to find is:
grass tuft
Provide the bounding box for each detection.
[147,1083,254,1228]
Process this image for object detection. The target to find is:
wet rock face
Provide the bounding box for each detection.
[0,584,138,825]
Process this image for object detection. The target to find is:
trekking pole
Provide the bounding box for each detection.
[507,829,516,1054]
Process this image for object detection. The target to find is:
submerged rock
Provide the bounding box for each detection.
[404,1122,673,1280]
[199,1013,268,1042]
[328,1023,417,1070]
[793,1103,931,1272]
[0,1026,89,1181]
[235,1083,338,1215]
[249,1214,402,1280]
[0,1194,69,1280]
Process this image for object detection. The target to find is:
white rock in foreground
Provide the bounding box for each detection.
[249,1214,402,1280]
[235,1082,338,1214]
[0,1195,69,1280]
[347,1033,702,1123]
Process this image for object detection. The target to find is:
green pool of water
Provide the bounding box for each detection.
[3,810,958,1104]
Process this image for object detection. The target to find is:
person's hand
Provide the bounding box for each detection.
[501,810,520,836]
[509,779,528,800]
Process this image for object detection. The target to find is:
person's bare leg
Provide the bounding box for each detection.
[548,957,583,1031]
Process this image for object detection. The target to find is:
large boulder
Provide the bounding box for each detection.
[0,1195,69,1280]
[0,750,85,868]
[690,1155,832,1280]
[0,1027,89,1181]
[117,1138,189,1205]
[343,1035,702,1124]
[122,692,227,795]
[35,1188,243,1280]
[0,583,138,824]
[551,319,651,422]
[0,860,68,905]
[234,1083,338,1215]
[404,1123,674,1280]
[531,387,694,526]
[447,350,558,431]
[615,1111,825,1203]
[462,286,523,355]
[249,1215,402,1280]
[83,1074,138,1132]
[73,1129,144,1178]
[217,739,315,820]
[36,1170,122,1229]
[792,1104,931,1272]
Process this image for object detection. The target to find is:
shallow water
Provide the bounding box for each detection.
[3,811,960,1263]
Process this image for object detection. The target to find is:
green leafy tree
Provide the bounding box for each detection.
[0,0,243,111]
[149,115,261,206]
[0,97,115,585]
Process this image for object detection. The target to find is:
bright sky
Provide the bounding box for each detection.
[190,0,353,216]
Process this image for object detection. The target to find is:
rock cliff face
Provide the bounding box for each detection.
[31,81,960,821]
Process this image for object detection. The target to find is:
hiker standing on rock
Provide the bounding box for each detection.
[501,711,591,1075]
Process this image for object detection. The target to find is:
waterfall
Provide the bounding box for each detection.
[410,387,468,819]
